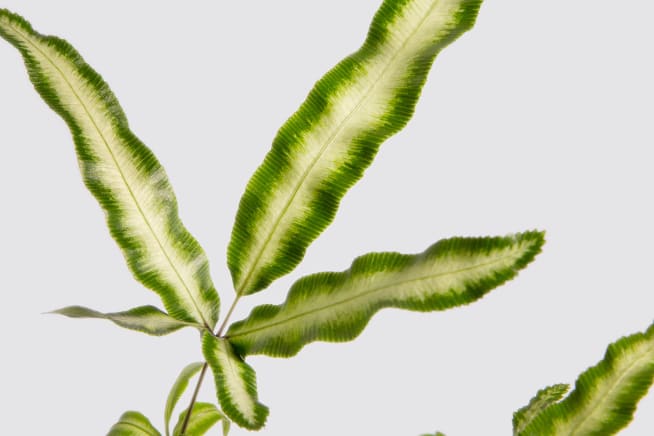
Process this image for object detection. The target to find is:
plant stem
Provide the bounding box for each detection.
[216,296,241,336]
[178,296,242,435]
[179,361,208,434]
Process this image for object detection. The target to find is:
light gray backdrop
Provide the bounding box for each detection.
[1,1,653,435]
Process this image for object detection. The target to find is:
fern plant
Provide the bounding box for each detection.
[1,1,652,435]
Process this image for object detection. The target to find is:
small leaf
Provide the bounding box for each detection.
[50,305,199,336]
[519,322,654,435]
[228,0,484,296]
[513,384,569,435]
[165,362,204,436]
[172,402,228,436]
[0,9,220,329]
[227,231,544,357]
[107,411,161,436]
[202,333,269,430]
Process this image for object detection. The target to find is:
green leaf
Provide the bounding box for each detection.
[50,305,199,336]
[107,411,161,436]
[513,384,570,435]
[172,402,228,436]
[0,9,219,329]
[165,362,204,436]
[202,333,269,430]
[519,322,654,435]
[227,231,544,357]
[227,0,484,296]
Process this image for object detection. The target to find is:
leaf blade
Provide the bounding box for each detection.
[228,0,484,296]
[513,384,570,435]
[165,362,205,436]
[202,333,269,430]
[0,9,219,329]
[50,305,199,336]
[227,231,544,357]
[107,411,161,436]
[172,402,228,436]
[520,322,654,435]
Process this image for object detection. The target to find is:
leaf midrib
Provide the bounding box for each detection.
[237,0,446,295]
[14,26,210,328]
[229,251,517,339]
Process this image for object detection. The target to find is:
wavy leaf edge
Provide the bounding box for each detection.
[227,0,484,296]
[202,333,269,430]
[0,8,220,329]
[520,322,654,435]
[227,230,545,357]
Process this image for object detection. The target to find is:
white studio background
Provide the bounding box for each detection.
[1,1,653,435]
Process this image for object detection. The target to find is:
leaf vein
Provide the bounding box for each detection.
[229,253,514,338]
[14,26,209,328]
[237,0,443,295]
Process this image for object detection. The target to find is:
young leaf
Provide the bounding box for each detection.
[512,384,570,435]
[228,0,484,296]
[172,402,229,436]
[0,9,220,329]
[165,362,204,436]
[519,322,654,435]
[50,305,199,336]
[107,411,161,436]
[227,231,544,357]
[202,333,269,430]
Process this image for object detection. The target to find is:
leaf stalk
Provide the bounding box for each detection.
[178,362,208,435]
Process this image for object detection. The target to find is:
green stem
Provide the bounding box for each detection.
[178,296,242,435]
[216,296,241,337]
[178,362,208,435]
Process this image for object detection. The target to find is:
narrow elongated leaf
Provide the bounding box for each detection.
[228,0,484,296]
[0,9,219,329]
[202,333,269,430]
[50,305,199,336]
[172,402,229,436]
[165,362,204,436]
[513,384,570,435]
[107,411,161,436]
[227,231,544,357]
[519,322,654,435]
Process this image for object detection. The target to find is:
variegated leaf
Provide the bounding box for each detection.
[202,333,269,430]
[513,384,569,435]
[228,0,484,296]
[172,402,229,436]
[519,322,654,435]
[107,411,161,436]
[0,9,219,329]
[50,305,199,336]
[165,362,205,436]
[227,231,544,357]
